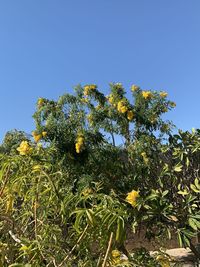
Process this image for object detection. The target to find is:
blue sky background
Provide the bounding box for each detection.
[0,0,200,141]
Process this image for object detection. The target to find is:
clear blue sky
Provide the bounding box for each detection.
[0,1,200,141]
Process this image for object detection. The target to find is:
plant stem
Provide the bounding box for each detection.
[102,231,113,267]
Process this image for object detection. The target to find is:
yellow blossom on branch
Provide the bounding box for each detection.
[142,91,153,99]
[117,101,128,113]
[17,141,33,156]
[126,190,139,207]
[127,110,134,121]
[111,250,121,258]
[37,98,45,107]
[75,135,85,153]
[83,84,97,96]
[32,131,42,143]
[42,131,47,137]
[131,85,139,92]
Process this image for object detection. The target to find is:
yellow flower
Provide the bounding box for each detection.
[75,143,82,153]
[117,101,128,113]
[77,136,84,145]
[141,152,149,164]
[126,190,139,207]
[131,85,139,92]
[32,131,42,143]
[120,106,128,113]
[42,131,47,137]
[17,141,33,155]
[75,135,85,153]
[142,91,153,99]
[89,84,97,90]
[111,250,121,258]
[127,110,134,121]
[83,84,97,96]
[160,91,168,98]
[37,98,44,107]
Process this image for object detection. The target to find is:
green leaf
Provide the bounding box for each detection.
[195,178,200,190]
[188,218,197,230]
[174,165,182,172]
[190,184,200,193]
[177,190,188,195]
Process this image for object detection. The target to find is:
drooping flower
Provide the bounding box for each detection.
[126,190,139,207]
[127,110,134,121]
[142,91,153,99]
[32,131,42,143]
[42,131,47,137]
[75,135,85,153]
[17,141,33,155]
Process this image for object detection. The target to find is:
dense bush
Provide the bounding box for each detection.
[0,83,200,266]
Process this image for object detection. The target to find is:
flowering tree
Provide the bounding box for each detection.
[1,83,200,266]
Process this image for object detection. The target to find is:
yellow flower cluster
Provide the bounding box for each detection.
[117,101,128,113]
[87,113,94,125]
[83,84,97,96]
[142,91,153,99]
[75,135,84,153]
[17,141,33,155]
[159,91,168,98]
[131,85,139,92]
[111,250,121,265]
[32,131,47,143]
[126,190,139,207]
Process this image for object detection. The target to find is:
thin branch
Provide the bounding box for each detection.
[102,231,113,267]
